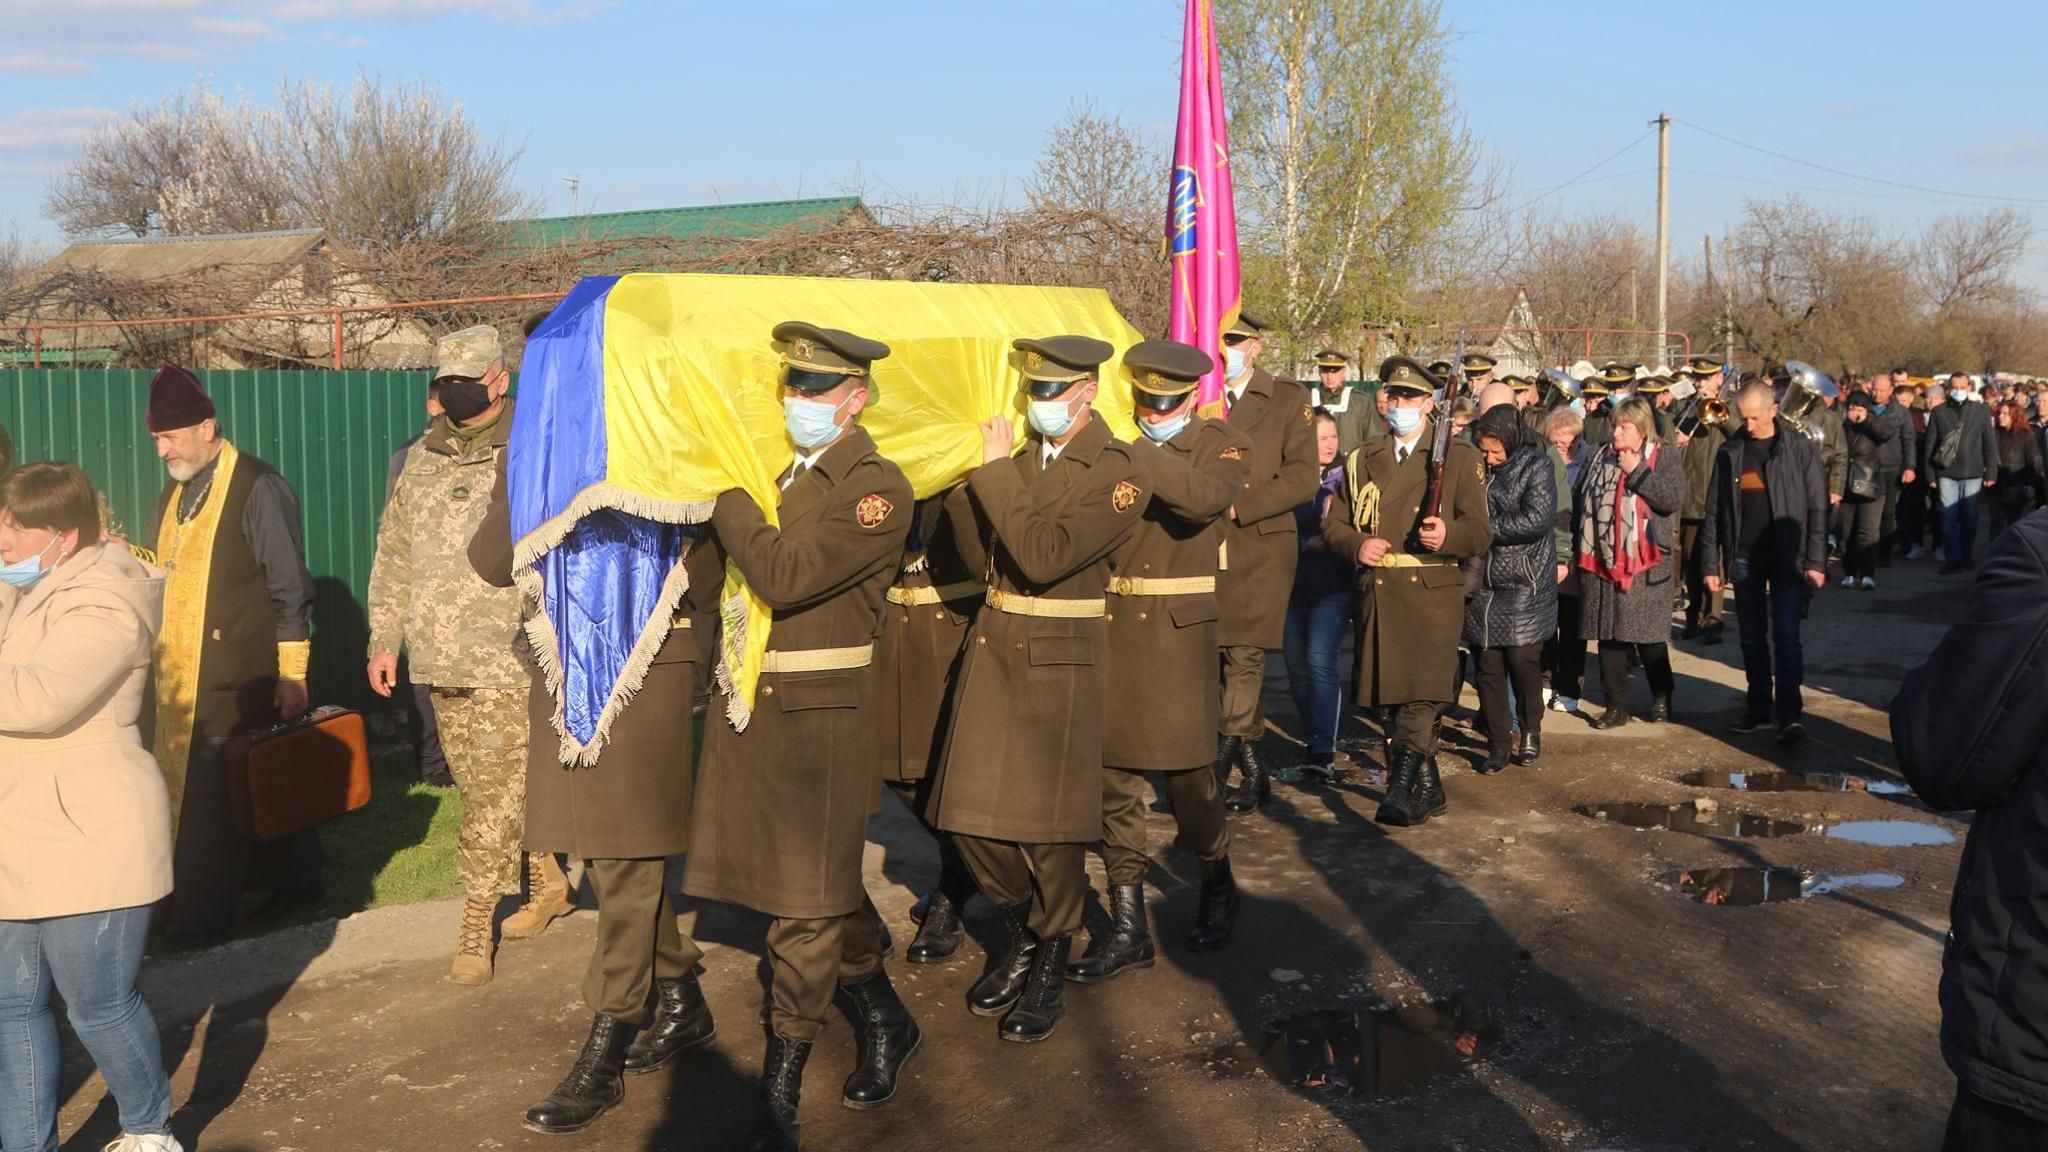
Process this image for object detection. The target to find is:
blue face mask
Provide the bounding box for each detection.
[1386,406,1423,437]
[0,537,58,590]
[1028,396,1078,439]
[782,394,850,450]
[1224,347,1248,380]
[1140,409,1193,443]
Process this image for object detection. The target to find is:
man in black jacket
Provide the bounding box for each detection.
[1925,373,2002,574]
[1874,367,1918,566]
[1699,380,1829,744]
[1893,507,2048,1150]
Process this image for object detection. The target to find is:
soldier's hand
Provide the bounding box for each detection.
[1803,569,1826,590]
[1358,537,1392,567]
[1556,563,1569,584]
[1901,469,1916,485]
[275,678,310,721]
[367,651,399,698]
[980,417,1015,464]
[1705,574,1722,594]
[1418,516,1447,551]
[1830,492,1843,504]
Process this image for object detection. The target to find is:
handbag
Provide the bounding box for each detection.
[1847,460,1880,501]
[225,706,371,841]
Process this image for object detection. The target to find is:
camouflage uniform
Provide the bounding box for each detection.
[368,349,528,902]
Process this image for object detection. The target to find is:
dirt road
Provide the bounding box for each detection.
[58,556,1964,1151]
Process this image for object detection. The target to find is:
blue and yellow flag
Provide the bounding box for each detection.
[509,272,1142,763]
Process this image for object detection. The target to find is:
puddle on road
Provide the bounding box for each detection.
[1671,867,1907,906]
[1680,769,1912,797]
[1825,821,1956,847]
[1260,999,1504,1098]
[1575,802,1816,839]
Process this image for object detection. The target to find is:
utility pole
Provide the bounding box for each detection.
[1653,113,1671,366]
[1721,235,1735,368]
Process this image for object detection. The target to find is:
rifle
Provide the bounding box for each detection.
[1424,331,1465,520]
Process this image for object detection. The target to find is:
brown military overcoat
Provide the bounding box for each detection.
[683,426,912,920]
[930,416,1148,844]
[1102,417,1251,771]
[1323,420,1493,706]
[1218,367,1320,649]
[877,483,986,789]
[469,452,720,860]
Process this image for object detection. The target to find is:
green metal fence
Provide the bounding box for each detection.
[0,369,431,708]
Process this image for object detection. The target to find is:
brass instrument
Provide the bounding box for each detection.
[1676,397,1730,438]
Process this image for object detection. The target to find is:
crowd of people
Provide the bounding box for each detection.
[0,307,2031,1152]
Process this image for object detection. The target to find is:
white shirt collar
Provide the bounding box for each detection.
[1041,439,1069,468]
[782,445,829,488]
[1393,431,1424,457]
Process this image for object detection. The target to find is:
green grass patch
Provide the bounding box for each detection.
[320,745,464,913]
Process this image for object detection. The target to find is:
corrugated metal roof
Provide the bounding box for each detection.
[35,229,330,280]
[499,196,866,248]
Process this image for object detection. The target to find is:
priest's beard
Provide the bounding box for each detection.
[166,460,200,483]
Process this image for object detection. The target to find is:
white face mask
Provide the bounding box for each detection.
[1028,396,1078,439]
[1225,347,1247,380]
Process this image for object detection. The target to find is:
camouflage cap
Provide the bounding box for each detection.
[436,325,503,380]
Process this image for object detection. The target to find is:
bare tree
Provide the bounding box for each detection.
[44,84,292,238]
[271,75,540,253]
[1916,207,2035,313]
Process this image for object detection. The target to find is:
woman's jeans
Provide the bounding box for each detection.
[0,905,171,1152]
[1283,588,1351,757]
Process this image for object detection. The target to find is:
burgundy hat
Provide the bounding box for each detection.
[147,364,216,433]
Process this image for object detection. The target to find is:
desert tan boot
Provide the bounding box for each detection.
[501,853,576,939]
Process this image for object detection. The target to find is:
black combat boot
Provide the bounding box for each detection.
[522,1013,632,1134]
[906,841,972,964]
[1214,734,1242,789]
[998,933,1073,1043]
[1376,745,1447,827]
[966,902,1038,1017]
[838,971,922,1109]
[623,972,716,1074]
[1514,730,1542,766]
[1186,857,1240,953]
[1065,883,1154,984]
[1590,705,1631,729]
[748,1034,811,1152]
[1224,741,1271,813]
[1649,694,1672,723]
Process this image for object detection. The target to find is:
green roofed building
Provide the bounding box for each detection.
[498,196,872,259]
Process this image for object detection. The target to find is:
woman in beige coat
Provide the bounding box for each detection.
[0,462,182,1152]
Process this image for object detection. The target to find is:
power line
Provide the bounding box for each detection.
[1516,129,1656,212]
[1674,118,2048,207]
[1668,166,2035,208]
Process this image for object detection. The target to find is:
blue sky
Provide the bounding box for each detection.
[4,0,2045,286]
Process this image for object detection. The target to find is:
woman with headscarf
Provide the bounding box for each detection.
[1462,406,1559,772]
[1575,397,1686,729]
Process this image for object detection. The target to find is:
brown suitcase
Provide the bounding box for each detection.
[226,706,372,841]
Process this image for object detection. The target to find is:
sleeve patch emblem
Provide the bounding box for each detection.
[1302,406,1314,425]
[1220,445,1243,460]
[856,493,894,528]
[1112,480,1140,513]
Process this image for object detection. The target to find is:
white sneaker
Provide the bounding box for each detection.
[1906,546,1924,560]
[1839,575,1856,588]
[104,1136,183,1152]
[1860,576,1876,590]
[1548,695,1579,714]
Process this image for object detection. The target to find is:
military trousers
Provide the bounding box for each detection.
[582,858,701,1026]
[1218,645,1268,738]
[1101,768,1228,887]
[765,894,888,1042]
[1680,519,1723,629]
[1389,700,1450,756]
[953,836,1086,939]
[433,687,529,902]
